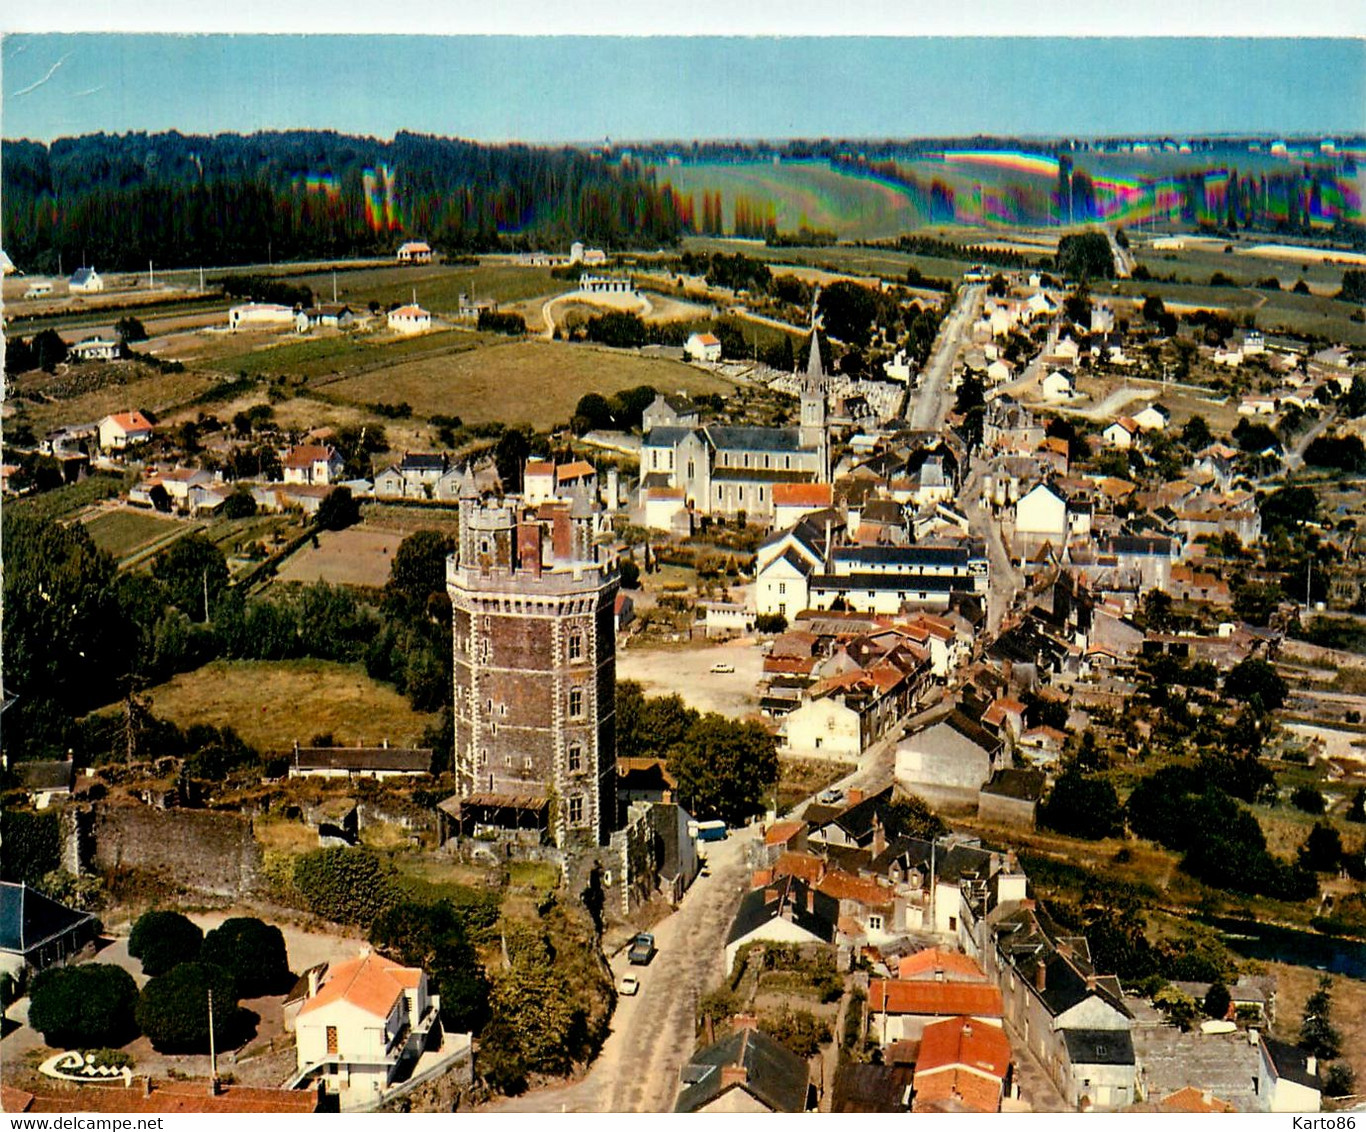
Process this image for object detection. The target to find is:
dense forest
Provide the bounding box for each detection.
[1,130,690,272]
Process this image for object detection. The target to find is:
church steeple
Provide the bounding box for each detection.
[799,292,830,483]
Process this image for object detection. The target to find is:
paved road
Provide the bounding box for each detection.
[482,827,758,1113]
[1106,227,1135,279]
[908,284,983,431]
[962,455,1025,636]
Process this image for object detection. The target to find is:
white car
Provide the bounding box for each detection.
[710,662,735,674]
[618,974,640,996]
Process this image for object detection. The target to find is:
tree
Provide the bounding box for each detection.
[1203,981,1232,1020]
[1224,658,1287,711]
[667,714,778,826]
[617,685,699,761]
[1300,975,1342,1060]
[200,917,292,997]
[1153,984,1199,1031]
[817,280,881,347]
[571,392,614,434]
[881,792,947,841]
[618,560,641,589]
[494,429,531,492]
[114,316,148,343]
[29,965,139,1048]
[129,910,204,977]
[1141,294,1166,322]
[292,847,397,924]
[1338,269,1366,304]
[1180,415,1212,451]
[33,328,68,371]
[136,962,248,1054]
[1056,231,1115,283]
[152,533,229,623]
[221,486,257,519]
[316,486,361,531]
[386,530,455,617]
[1039,766,1124,840]
[1300,822,1343,872]
[371,900,490,1032]
[1348,786,1366,824]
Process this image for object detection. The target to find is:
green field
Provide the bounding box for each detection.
[5,472,133,523]
[203,326,494,379]
[290,262,562,311]
[681,235,975,287]
[321,338,734,430]
[82,508,186,559]
[140,658,439,753]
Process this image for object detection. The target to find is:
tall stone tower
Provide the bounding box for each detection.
[799,319,831,483]
[449,472,618,849]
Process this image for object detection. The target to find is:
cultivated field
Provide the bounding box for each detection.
[141,658,439,752]
[273,524,406,588]
[289,262,563,311]
[81,507,187,560]
[8,363,229,434]
[321,338,732,430]
[201,326,491,378]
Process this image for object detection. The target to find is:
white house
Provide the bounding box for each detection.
[1014,482,1068,546]
[723,876,838,973]
[229,303,297,331]
[1102,418,1139,450]
[643,486,688,532]
[785,696,862,759]
[282,444,344,486]
[755,548,812,620]
[69,337,121,362]
[771,483,834,530]
[894,711,1005,805]
[986,358,1015,385]
[1052,336,1080,362]
[294,950,442,1108]
[1041,369,1077,403]
[387,304,432,334]
[523,459,557,504]
[98,410,155,450]
[883,350,913,383]
[396,241,432,264]
[24,280,54,299]
[1132,404,1170,431]
[1258,1037,1322,1114]
[685,332,722,363]
[68,267,103,294]
[1239,394,1277,416]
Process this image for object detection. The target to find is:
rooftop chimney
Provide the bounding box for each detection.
[308,966,322,998]
[807,886,815,914]
[143,1077,153,1098]
[1034,963,1047,993]
[1306,1055,1318,1077]
[847,788,864,806]
[721,1064,750,1088]
[732,1013,759,1032]
[1085,974,1097,992]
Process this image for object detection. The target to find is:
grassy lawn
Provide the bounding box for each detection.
[321,338,733,430]
[140,658,439,753]
[81,508,185,559]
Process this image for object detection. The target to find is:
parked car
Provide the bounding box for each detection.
[628,932,656,966]
[617,974,640,996]
[818,787,845,805]
[710,662,735,674]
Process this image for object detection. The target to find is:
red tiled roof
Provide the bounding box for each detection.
[896,949,988,982]
[298,950,419,1020]
[23,1082,317,1114]
[913,1017,1011,1114]
[773,483,834,508]
[817,869,892,907]
[107,410,154,432]
[771,851,825,885]
[764,820,805,847]
[283,444,336,469]
[556,460,596,481]
[1159,1087,1236,1114]
[867,979,1004,1019]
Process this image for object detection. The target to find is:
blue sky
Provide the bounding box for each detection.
[2,35,1363,143]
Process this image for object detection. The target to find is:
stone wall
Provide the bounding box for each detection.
[90,803,262,897]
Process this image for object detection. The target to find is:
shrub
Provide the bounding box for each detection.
[200,917,292,997]
[1291,785,1327,815]
[316,487,360,531]
[292,847,397,924]
[136,962,247,1054]
[128,910,203,977]
[29,964,139,1048]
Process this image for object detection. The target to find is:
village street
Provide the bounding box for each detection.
[481,826,758,1113]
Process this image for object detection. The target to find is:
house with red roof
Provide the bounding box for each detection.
[772,482,834,529]
[868,977,1004,1044]
[912,1016,1012,1113]
[98,410,154,451]
[282,444,344,486]
[387,304,431,334]
[294,950,441,1107]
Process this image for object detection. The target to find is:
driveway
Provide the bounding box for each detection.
[482,826,758,1112]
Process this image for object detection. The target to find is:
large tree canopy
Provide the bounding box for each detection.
[667,713,778,826]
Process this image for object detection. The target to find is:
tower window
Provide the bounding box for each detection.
[569,688,583,717]
[568,796,584,824]
[568,743,582,772]
[568,632,583,661]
